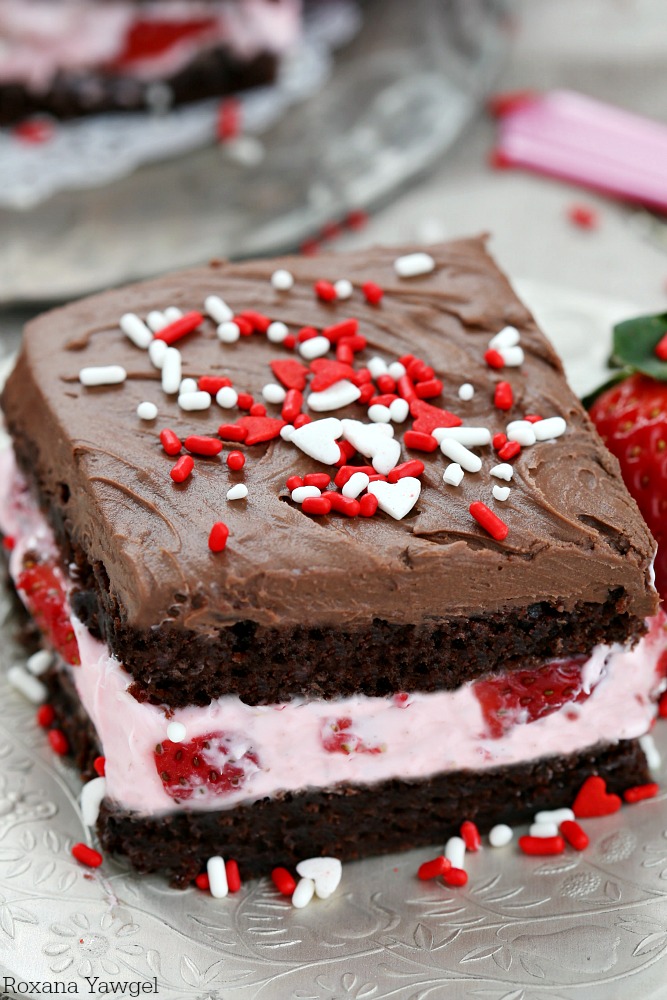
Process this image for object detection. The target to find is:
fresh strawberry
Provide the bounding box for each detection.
[587,311,667,602]
[154,732,260,803]
[17,560,80,666]
[320,717,385,755]
[474,657,591,738]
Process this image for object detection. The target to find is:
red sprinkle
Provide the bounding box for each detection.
[271,359,310,391]
[170,455,194,483]
[362,281,384,305]
[359,493,379,517]
[519,835,565,856]
[234,316,254,337]
[487,89,538,118]
[357,383,376,404]
[208,522,229,553]
[71,843,103,869]
[2,535,15,550]
[297,326,319,343]
[460,820,482,852]
[281,389,303,423]
[397,375,417,403]
[300,239,320,257]
[367,473,387,483]
[623,782,659,804]
[407,359,434,382]
[410,400,462,433]
[48,729,69,756]
[286,476,304,492]
[414,379,443,400]
[184,435,223,457]
[388,460,425,483]
[195,872,210,891]
[93,756,106,777]
[323,319,358,342]
[376,374,397,395]
[492,432,508,451]
[160,428,182,456]
[198,376,232,394]
[227,451,245,471]
[235,416,286,445]
[327,493,361,517]
[346,209,369,230]
[284,335,297,350]
[216,97,241,141]
[238,311,271,334]
[12,117,56,144]
[335,440,357,467]
[524,413,543,423]
[351,367,372,385]
[304,473,331,489]
[494,381,513,411]
[293,414,312,429]
[559,820,589,851]
[659,691,667,718]
[36,704,55,728]
[655,332,667,361]
[470,501,509,541]
[310,359,356,392]
[568,203,599,230]
[218,424,248,443]
[271,867,296,896]
[334,465,375,487]
[443,867,468,887]
[403,430,439,453]
[226,859,242,893]
[314,280,337,302]
[249,403,267,417]
[498,440,521,462]
[302,496,332,516]
[417,855,451,880]
[154,310,203,345]
[336,342,354,365]
[237,392,254,410]
[369,394,399,408]
[484,348,505,370]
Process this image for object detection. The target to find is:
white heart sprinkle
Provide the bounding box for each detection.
[308,380,361,412]
[492,485,510,502]
[443,463,464,487]
[291,417,343,466]
[368,477,421,520]
[490,463,513,481]
[341,419,401,474]
[295,857,342,899]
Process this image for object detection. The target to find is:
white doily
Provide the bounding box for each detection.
[0,1,361,210]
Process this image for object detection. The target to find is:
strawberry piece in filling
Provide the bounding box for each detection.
[154,731,260,803]
[320,717,386,755]
[17,560,80,666]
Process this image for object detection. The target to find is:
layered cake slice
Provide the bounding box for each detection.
[0,0,301,125]
[0,237,664,886]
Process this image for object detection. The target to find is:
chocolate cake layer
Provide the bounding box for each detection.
[1,239,657,703]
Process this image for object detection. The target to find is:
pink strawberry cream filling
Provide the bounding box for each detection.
[1,447,665,816]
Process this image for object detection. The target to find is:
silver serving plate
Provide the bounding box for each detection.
[1,282,667,997]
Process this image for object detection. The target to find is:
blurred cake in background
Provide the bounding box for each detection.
[0,0,302,125]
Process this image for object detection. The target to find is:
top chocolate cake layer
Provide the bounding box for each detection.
[1,238,657,651]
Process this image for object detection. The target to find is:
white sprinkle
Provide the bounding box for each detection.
[299,336,330,361]
[137,401,158,421]
[80,365,127,387]
[389,398,409,423]
[493,485,510,502]
[120,312,153,349]
[291,486,321,504]
[179,377,198,395]
[367,477,421,519]
[343,472,370,499]
[394,252,436,278]
[227,484,248,501]
[444,836,466,870]
[207,856,228,898]
[267,321,289,344]
[372,423,395,438]
[216,386,238,409]
[280,424,295,442]
[367,356,389,379]
[26,649,53,676]
[368,404,391,423]
[205,295,233,324]
[443,463,464,487]
[7,665,47,704]
[388,361,407,381]
[178,391,211,411]
[161,348,181,394]
[271,269,294,291]
[640,733,662,774]
[341,418,400,475]
[334,278,353,300]
[262,383,287,405]
[439,438,482,473]
[500,346,524,367]
[146,310,168,332]
[224,135,265,166]
[80,777,107,827]
[163,306,182,323]
[534,807,575,825]
[490,463,514,481]
[534,416,567,441]
[167,721,187,743]
[434,426,491,447]
[291,417,343,465]
[529,822,559,838]
[506,420,536,446]
[295,857,342,899]
[489,824,513,847]
[308,380,361,413]
[149,339,168,369]
[489,325,520,351]
[217,321,241,344]
[292,877,316,909]
[458,382,475,401]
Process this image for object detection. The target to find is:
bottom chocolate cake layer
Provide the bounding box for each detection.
[46,660,650,887]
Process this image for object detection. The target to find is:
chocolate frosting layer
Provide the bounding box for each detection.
[1,238,657,637]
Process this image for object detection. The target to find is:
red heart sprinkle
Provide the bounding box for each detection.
[235,416,286,445]
[572,776,622,818]
[270,359,310,391]
[410,399,462,433]
[310,359,356,392]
